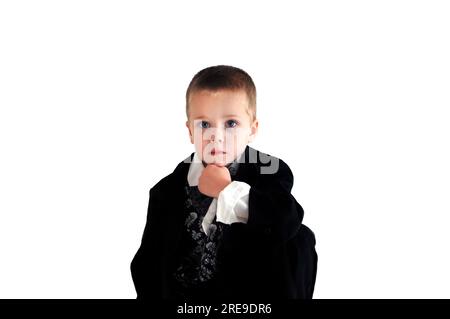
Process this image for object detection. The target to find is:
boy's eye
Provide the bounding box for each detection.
[200,121,210,129]
[226,120,238,128]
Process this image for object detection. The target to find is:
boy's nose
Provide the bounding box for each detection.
[210,135,223,144]
[210,133,223,142]
[207,128,225,142]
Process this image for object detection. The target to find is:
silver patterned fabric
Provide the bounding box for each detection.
[172,159,240,297]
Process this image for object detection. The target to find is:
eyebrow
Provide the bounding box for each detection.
[192,114,240,120]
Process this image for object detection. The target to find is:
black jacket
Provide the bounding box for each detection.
[131,145,317,299]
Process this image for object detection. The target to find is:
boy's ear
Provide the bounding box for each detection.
[248,119,259,143]
[186,120,194,144]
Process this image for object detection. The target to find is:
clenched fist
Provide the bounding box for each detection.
[198,164,232,198]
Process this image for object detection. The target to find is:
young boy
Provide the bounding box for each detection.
[131,65,317,299]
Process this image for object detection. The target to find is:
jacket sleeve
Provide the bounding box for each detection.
[217,159,310,298]
[246,158,304,244]
[130,187,163,299]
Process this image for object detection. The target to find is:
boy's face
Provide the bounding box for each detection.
[186,89,258,167]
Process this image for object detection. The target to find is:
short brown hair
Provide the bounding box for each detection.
[186,65,257,122]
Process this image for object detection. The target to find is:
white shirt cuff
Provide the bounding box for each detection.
[216,181,251,225]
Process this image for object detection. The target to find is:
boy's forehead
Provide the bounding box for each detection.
[189,89,249,116]
[190,88,247,101]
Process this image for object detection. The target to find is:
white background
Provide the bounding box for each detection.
[1,0,449,298]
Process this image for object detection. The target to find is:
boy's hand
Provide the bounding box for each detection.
[198,164,232,198]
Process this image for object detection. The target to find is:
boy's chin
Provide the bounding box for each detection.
[202,154,234,167]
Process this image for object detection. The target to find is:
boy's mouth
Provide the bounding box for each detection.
[210,149,226,156]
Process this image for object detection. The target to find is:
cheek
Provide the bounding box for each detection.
[198,139,212,155]
[192,133,205,149]
[226,131,250,154]
[233,128,250,145]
